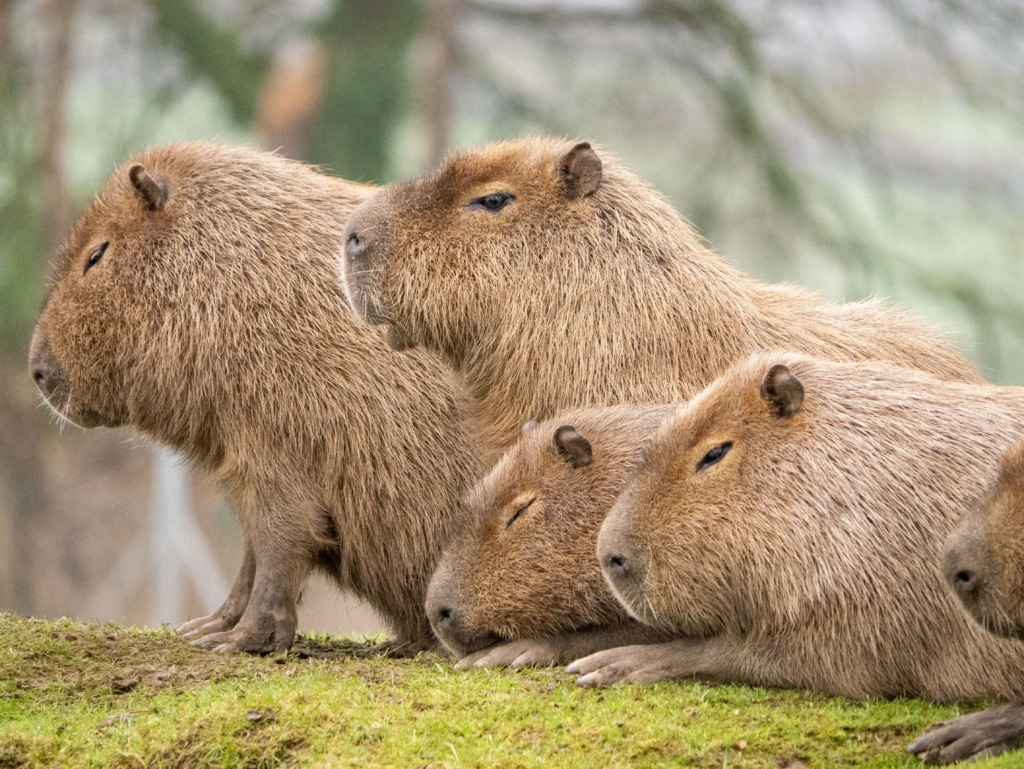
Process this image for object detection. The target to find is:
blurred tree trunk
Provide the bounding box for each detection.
[40,0,78,257]
[425,0,461,170]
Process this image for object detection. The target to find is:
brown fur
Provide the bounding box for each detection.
[425,406,677,666]
[29,142,480,654]
[572,352,1024,702]
[341,136,982,454]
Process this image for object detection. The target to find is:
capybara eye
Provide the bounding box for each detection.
[83,241,109,275]
[469,192,516,213]
[505,497,535,529]
[696,441,733,473]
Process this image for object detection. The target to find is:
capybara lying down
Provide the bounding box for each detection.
[908,441,1024,764]
[341,136,981,455]
[29,142,480,654]
[425,406,677,668]
[569,352,1024,703]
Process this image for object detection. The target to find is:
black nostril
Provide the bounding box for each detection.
[603,553,629,579]
[434,606,453,627]
[346,231,364,256]
[953,569,976,596]
[32,365,45,385]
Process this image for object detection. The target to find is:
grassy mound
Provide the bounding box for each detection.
[0,612,1015,767]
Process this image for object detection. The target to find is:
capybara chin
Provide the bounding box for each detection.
[907,441,1024,765]
[424,406,677,668]
[29,142,480,655]
[341,136,981,452]
[570,352,1024,703]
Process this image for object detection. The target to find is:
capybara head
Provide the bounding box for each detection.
[943,441,1024,640]
[341,136,686,355]
[598,351,1024,643]
[425,404,675,657]
[597,358,807,636]
[30,142,372,453]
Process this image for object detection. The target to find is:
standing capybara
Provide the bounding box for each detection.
[341,137,981,452]
[908,441,1024,764]
[425,405,677,667]
[566,351,1024,703]
[29,142,481,654]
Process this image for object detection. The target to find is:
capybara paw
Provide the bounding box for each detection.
[189,626,291,655]
[907,703,1024,765]
[455,640,544,669]
[177,614,237,638]
[567,644,675,687]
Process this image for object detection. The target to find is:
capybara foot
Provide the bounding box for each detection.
[189,619,294,655]
[455,639,561,669]
[907,702,1024,765]
[567,642,691,687]
[177,613,237,638]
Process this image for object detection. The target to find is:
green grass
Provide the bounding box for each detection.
[0,612,1019,768]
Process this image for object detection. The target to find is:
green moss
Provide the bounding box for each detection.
[0,612,1015,768]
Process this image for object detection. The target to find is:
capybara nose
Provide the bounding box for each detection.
[31,359,53,398]
[345,228,368,262]
[602,552,630,582]
[943,533,985,601]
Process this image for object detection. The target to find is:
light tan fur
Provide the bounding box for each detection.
[574,352,1024,702]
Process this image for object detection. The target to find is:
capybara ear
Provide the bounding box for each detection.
[557,141,602,201]
[999,440,1024,483]
[550,424,594,468]
[521,420,538,434]
[759,364,804,418]
[128,164,169,212]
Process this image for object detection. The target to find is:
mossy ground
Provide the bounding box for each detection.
[0,612,1018,768]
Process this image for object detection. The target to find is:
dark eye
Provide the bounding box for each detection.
[506,498,535,529]
[84,242,109,275]
[696,442,732,473]
[469,192,515,213]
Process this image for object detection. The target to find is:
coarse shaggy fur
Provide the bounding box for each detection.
[29,142,480,654]
[576,351,1024,702]
[425,405,677,666]
[341,136,982,454]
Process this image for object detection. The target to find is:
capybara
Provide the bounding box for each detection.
[908,441,1024,764]
[341,137,981,453]
[568,351,1024,703]
[425,406,677,667]
[29,142,481,654]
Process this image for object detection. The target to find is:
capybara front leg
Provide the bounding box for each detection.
[189,541,308,654]
[178,538,256,638]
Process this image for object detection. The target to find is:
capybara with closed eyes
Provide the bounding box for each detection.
[425,405,677,668]
[570,351,1024,703]
[908,441,1024,764]
[29,141,481,654]
[342,136,981,454]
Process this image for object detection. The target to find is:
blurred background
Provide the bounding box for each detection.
[1,0,1022,637]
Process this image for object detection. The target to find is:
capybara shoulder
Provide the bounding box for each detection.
[584,352,1024,701]
[30,142,480,654]
[342,137,980,453]
[426,403,677,660]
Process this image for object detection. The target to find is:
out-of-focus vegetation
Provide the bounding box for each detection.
[1,0,1022,631]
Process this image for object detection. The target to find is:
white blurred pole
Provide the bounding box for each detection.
[85,443,229,627]
[152,445,187,625]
